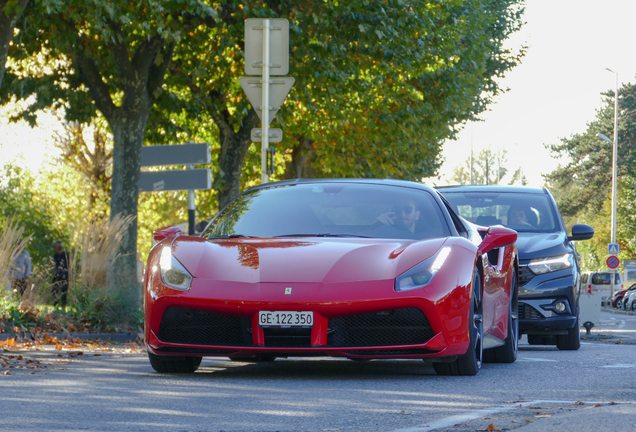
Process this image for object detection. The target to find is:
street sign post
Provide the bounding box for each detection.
[608,243,619,255]
[140,143,212,235]
[607,255,620,269]
[239,77,295,125]
[241,18,293,184]
[141,143,211,166]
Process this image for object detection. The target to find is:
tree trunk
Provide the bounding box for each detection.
[0,0,27,91]
[108,107,149,292]
[215,110,260,210]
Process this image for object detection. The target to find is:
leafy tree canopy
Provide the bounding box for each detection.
[450,147,510,185]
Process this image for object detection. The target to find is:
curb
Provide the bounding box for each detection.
[0,332,140,343]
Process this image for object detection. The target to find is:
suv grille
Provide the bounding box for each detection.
[519,265,535,286]
[158,307,253,346]
[328,308,434,347]
[518,303,544,320]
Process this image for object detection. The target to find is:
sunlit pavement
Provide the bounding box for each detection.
[1,332,636,432]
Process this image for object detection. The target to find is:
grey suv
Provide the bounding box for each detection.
[438,186,594,350]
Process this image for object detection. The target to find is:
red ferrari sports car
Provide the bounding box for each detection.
[145,179,519,376]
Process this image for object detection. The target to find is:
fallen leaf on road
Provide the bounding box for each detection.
[525,419,532,424]
[476,423,500,431]
[68,351,83,358]
[2,370,10,375]
[594,404,602,407]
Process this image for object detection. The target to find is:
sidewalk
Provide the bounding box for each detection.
[515,403,636,432]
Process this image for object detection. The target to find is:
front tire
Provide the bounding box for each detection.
[434,269,483,376]
[556,315,580,351]
[148,352,202,373]
[484,269,518,363]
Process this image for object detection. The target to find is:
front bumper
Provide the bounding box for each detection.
[518,265,578,335]
[145,280,472,360]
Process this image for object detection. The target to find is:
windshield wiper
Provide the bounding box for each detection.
[273,233,370,238]
[207,234,255,239]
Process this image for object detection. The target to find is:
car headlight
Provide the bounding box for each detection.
[395,246,452,292]
[528,253,574,275]
[159,246,192,290]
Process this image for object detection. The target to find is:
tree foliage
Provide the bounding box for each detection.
[0,165,68,266]
[0,0,27,90]
[450,147,510,185]
[545,82,636,270]
[1,0,524,275]
[148,0,525,207]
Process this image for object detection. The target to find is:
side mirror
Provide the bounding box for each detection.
[153,225,183,243]
[478,225,518,254]
[568,224,595,241]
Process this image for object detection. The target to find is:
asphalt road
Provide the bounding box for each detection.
[1,311,635,432]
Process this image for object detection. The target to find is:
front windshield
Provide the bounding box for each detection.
[441,191,559,232]
[206,183,451,240]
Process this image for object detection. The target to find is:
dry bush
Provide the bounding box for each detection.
[67,214,136,328]
[0,218,31,298]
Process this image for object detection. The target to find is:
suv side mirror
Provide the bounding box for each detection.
[568,224,594,241]
[153,225,183,242]
[478,225,518,254]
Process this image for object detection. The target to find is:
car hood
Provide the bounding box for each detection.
[515,231,570,261]
[170,237,449,284]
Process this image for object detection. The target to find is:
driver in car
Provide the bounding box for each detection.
[507,205,533,228]
[375,199,421,234]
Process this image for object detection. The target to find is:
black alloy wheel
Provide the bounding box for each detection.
[433,268,483,376]
[148,352,202,373]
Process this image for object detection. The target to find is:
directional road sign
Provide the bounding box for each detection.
[244,18,289,76]
[139,169,212,192]
[251,128,283,143]
[141,143,211,167]
[607,255,620,269]
[239,77,295,125]
[608,243,620,256]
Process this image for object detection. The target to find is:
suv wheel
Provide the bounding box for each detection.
[556,316,580,351]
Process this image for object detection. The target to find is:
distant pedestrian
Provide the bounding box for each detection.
[9,240,31,298]
[52,240,70,307]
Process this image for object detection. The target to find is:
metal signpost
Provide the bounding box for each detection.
[607,243,620,298]
[241,18,294,184]
[140,143,212,235]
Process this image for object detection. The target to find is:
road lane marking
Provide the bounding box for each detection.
[602,363,636,368]
[517,358,558,362]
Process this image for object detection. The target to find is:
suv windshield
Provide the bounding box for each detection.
[206,183,451,240]
[442,191,558,233]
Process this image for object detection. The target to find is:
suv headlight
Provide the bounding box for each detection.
[159,246,192,290]
[395,246,452,292]
[528,253,574,275]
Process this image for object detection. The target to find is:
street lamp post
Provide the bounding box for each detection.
[597,68,619,298]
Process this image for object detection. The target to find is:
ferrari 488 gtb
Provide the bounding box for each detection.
[145,179,519,376]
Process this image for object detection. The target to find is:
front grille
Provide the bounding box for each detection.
[343,348,438,356]
[518,303,544,320]
[263,328,312,347]
[519,265,535,286]
[158,307,253,346]
[328,308,434,347]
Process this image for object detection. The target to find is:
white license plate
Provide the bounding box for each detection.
[259,311,314,328]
